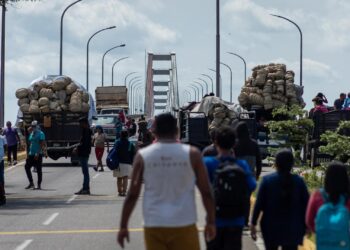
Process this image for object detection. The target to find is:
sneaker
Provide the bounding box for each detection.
[34,185,41,190]
[25,183,35,189]
[98,168,104,172]
[13,161,17,165]
[75,189,90,195]
[93,166,98,172]
[8,162,12,166]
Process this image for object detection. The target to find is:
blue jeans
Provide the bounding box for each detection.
[79,157,90,190]
[0,160,4,184]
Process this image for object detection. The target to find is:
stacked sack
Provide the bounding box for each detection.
[238,63,305,110]
[16,76,90,114]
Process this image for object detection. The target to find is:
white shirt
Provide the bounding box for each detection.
[0,135,7,161]
[139,142,197,227]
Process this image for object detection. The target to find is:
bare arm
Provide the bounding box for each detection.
[190,147,216,241]
[117,152,144,248]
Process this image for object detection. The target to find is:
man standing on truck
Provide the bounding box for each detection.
[74,117,92,195]
[24,121,46,190]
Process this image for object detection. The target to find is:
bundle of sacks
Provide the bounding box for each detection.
[16,76,90,114]
[238,63,305,110]
[194,96,246,131]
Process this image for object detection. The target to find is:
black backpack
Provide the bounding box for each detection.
[213,158,249,219]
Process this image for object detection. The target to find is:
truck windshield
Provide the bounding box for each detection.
[95,116,117,125]
[100,109,122,115]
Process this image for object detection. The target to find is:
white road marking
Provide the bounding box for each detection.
[93,173,100,179]
[15,239,33,250]
[5,162,25,172]
[255,235,265,250]
[66,195,77,204]
[42,213,59,226]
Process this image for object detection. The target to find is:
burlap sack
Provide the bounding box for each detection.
[29,105,40,113]
[69,102,82,112]
[33,80,49,92]
[82,92,89,103]
[52,76,71,91]
[81,102,90,113]
[18,98,29,106]
[50,101,59,110]
[16,88,29,99]
[66,82,78,95]
[275,80,285,94]
[40,105,50,113]
[38,97,50,107]
[238,93,249,106]
[249,93,264,106]
[30,100,39,106]
[28,90,39,101]
[20,104,30,113]
[39,88,54,99]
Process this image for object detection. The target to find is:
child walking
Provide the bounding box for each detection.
[92,126,109,172]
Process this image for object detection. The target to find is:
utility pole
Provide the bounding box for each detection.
[216,0,221,97]
[0,3,6,127]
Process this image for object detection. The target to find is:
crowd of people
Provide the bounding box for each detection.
[1,111,350,249]
[310,91,350,116]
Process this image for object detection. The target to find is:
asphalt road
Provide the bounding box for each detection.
[0,149,263,250]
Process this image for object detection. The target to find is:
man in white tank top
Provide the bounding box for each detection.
[117,113,216,250]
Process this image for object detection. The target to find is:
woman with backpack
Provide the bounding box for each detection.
[305,162,350,249]
[113,130,136,196]
[250,149,309,250]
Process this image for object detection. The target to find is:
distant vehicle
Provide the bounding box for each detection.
[95,86,128,115]
[91,114,120,142]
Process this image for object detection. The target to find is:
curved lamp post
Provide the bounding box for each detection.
[124,72,137,86]
[131,82,143,114]
[111,56,129,86]
[86,26,116,91]
[220,62,233,103]
[187,86,197,102]
[197,78,209,94]
[201,74,214,93]
[183,90,192,102]
[190,84,200,102]
[227,52,247,84]
[60,0,82,75]
[101,44,126,86]
[209,68,222,96]
[193,81,204,98]
[271,14,303,86]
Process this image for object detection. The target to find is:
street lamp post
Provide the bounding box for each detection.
[271,14,303,86]
[193,81,204,98]
[0,3,5,127]
[220,62,233,103]
[209,68,222,96]
[101,44,125,86]
[197,78,209,94]
[183,90,192,102]
[133,84,143,114]
[111,56,129,86]
[188,86,198,102]
[216,0,221,98]
[128,78,141,111]
[124,72,137,86]
[190,84,200,102]
[201,74,214,93]
[227,52,247,83]
[60,0,82,75]
[86,26,116,91]
[131,82,142,114]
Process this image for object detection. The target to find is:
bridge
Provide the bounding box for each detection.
[144,53,179,117]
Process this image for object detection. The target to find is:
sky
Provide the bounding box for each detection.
[2,0,350,123]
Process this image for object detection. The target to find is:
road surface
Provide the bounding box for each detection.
[0,149,263,250]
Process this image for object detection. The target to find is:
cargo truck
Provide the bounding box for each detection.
[95,86,128,115]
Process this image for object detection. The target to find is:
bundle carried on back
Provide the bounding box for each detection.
[238,63,305,110]
[16,76,90,114]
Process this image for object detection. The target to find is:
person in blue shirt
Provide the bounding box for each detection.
[250,149,309,250]
[24,120,46,190]
[204,125,257,250]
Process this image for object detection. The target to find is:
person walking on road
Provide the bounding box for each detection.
[204,126,257,250]
[250,149,309,250]
[92,125,109,172]
[74,117,92,195]
[115,117,123,140]
[24,121,46,190]
[0,128,7,205]
[113,130,135,196]
[127,119,137,137]
[202,129,218,157]
[117,113,216,250]
[305,163,350,249]
[3,121,20,166]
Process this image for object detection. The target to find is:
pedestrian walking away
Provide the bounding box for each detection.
[74,117,92,195]
[112,130,135,196]
[127,119,137,137]
[24,121,46,190]
[305,162,350,250]
[115,117,123,140]
[202,128,218,157]
[117,113,216,250]
[250,149,309,250]
[92,125,109,172]
[204,125,257,250]
[0,128,7,206]
[3,121,20,166]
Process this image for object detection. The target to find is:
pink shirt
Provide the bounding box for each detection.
[314,105,328,113]
[305,190,350,232]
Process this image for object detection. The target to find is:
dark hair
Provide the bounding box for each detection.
[324,162,350,204]
[235,121,250,141]
[348,93,350,98]
[315,98,323,105]
[120,130,129,140]
[215,126,235,150]
[209,92,215,96]
[340,93,346,97]
[154,113,177,137]
[275,149,295,207]
[316,92,324,98]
